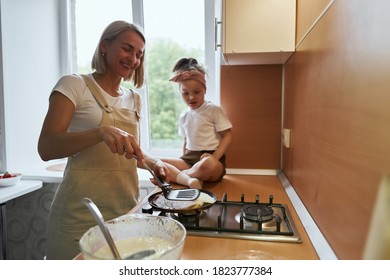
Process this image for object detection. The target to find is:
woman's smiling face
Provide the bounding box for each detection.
[101,30,145,79]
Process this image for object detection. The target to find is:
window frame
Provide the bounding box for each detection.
[69,0,220,157]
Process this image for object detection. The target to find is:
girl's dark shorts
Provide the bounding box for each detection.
[180,150,226,181]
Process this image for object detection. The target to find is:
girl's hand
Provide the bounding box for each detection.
[200,153,212,160]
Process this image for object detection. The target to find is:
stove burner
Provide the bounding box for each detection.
[170,210,204,218]
[242,205,274,222]
[168,211,205,227]
[234,212,277,230]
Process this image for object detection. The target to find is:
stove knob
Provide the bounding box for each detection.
[142,204,153,214]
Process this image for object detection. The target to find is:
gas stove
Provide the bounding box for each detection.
[137,193,302,243]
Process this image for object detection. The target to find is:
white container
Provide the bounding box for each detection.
[0,173,22,187]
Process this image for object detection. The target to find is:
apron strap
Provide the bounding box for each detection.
[132,90,141,117]
[81,74,113,113]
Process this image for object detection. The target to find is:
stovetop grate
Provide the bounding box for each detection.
[140,193,302,243]
[180,202,295,236]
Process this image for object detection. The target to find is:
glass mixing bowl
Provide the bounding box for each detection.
[79,213,186,260]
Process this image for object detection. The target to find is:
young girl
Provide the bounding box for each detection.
[161,58,233,189]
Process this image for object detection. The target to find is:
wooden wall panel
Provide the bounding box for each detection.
[284,0,390,259]
[221,65,282,170]
[296,0,333,44]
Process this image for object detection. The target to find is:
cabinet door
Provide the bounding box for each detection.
[222,0,296,64]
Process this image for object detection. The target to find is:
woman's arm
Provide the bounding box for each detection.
[38,91,142,161]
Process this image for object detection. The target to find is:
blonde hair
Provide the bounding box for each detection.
[91,20,146,88]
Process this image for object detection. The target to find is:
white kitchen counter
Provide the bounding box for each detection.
[0,179,43,204]
[21,158,155,187]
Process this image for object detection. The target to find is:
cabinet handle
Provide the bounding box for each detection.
[214,17,222,51]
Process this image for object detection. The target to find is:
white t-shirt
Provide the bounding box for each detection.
[178,101,232,151]
[52,74,140,132]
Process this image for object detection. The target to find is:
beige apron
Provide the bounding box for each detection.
[46,75,141,259]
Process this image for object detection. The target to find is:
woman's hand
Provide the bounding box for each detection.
[99,126,143,160]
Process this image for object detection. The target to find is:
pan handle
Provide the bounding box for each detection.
[155,177,172,197]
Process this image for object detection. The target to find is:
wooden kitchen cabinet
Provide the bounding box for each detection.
[221,0,296,65]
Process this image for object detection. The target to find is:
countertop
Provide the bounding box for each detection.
[130,174,319,260]
[0,179,43,204]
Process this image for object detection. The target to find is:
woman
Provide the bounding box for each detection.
[38,21,168,259]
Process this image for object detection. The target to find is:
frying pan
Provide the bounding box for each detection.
[148,189,218,214]
[134,155,200,201]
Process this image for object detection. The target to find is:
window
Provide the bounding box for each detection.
[142,0,205,155]
[73,0,217,157]
[0,0,218,176]
[74,0,133,74]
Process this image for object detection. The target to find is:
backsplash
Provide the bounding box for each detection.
[283,0,390,259]
[221,65,282,170]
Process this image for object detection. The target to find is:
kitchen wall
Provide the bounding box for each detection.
[0,0,63,172]
[283,0,390,259]
[219,0,390,259]
[220,65,282,170]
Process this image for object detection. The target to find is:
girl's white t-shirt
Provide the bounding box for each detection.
[51,74,139,132]
[178,101,232,151]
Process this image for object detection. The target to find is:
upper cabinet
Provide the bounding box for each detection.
[219,0,296,65]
